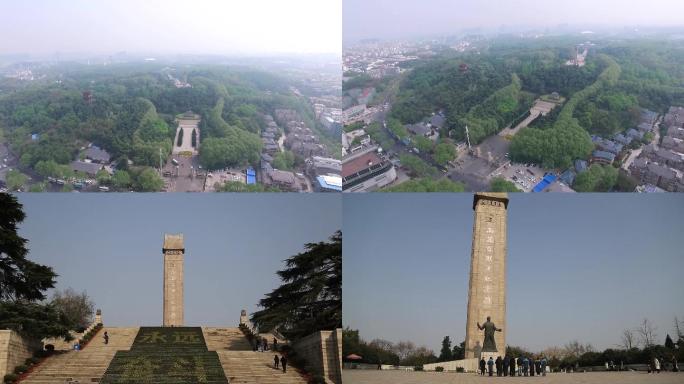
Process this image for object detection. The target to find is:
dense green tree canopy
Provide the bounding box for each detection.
[490,177,521,192]
[572,164,619,192]
[383,178,465,192]
[0,64,337,189]
[252,231,341,340]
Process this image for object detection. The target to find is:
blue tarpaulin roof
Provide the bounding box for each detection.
[532,174,557,193]
[246,167,256,185]
[316,175,342,192]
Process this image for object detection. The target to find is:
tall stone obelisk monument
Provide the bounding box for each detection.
[162,233,185,327]
[464,193,508,359]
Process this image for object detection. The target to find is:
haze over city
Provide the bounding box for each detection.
[343,0,684,42]
[343,193,684,353]
[0,0,341,56]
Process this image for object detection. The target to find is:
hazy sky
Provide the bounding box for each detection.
[15,194,340,327]
[344,0,684,42]
[0,0,341,55]
[343,193,684,353]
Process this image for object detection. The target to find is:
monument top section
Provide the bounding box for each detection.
[163,233,184,252]
[473,192,509,210]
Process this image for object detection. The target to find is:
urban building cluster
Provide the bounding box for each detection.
[629,106,684,192]
[260,110,341,192]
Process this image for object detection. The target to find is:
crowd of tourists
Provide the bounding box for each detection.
[479,355,548,377]
[647,356,679,373]
[476,355,680,376]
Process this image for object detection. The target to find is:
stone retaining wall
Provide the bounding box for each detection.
[0,330,41,378]
[423,358,480,373]
[292,329,342,384]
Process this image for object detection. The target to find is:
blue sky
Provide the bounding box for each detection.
[15,193,340,327]
[343,193,684,352]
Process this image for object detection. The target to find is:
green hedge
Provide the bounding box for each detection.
[100,327,228,384]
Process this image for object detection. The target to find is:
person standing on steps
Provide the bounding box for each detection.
[479,357,486,375]
[281,355,288,373]
[103,331,109,345]
[274,354,279,369]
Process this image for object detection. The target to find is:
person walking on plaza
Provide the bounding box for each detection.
[487,356,494,376]
[274,354,279,369]
[530,356,535,377]
[503,355,509,377]
[541,356,547,376]
[479,357,486,375]
[263,337,268,352]
[522,356,529,376]
[510,356,516,377]
[495,356,502,376]
[281,355,288,373]
[103,331,109,345]
[273,337,278,351]
[655,357,661,373]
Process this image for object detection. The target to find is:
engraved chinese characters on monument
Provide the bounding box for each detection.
[464,193,508,358]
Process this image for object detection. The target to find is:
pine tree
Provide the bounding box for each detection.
[665,334,675,349]
[0,193,72,340]
[452,340,465,360]
[252,231,341,340]
[439,336,453,362]
[0,193,57,301]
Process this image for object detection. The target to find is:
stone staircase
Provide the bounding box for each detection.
[202,327,307,384]
[21,327,139,384]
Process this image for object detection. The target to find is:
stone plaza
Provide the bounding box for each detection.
[343,370,684,384]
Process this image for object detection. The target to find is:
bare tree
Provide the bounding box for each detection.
[369,338,394,353]
[637,318,658,348]
[51,288,95,331]
[621,329,637,349]
[674,316,683,340]
[541,346,566,360]
[392,341,416,362]
[563,340,594,358]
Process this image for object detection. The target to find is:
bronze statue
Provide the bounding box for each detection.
[477,316,502,352]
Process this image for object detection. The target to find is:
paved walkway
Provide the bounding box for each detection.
[343,369,684,384]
